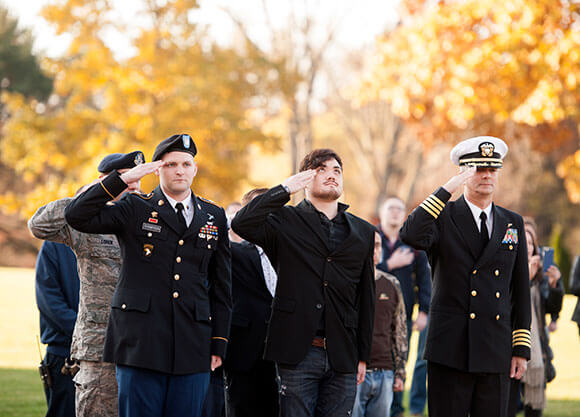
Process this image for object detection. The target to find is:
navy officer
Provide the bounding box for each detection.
[400,136,531,417]
[65,134,232,417]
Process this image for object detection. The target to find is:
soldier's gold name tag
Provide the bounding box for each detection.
[142,223,162,233]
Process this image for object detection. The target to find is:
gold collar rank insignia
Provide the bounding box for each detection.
[379,293,390,300]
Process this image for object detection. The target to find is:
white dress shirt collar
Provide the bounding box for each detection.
[164,191,194,226]
[464,196,493,237]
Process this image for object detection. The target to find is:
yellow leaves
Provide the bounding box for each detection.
[557,150,580,203]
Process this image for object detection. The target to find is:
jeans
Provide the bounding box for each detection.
[353,369,394,417]
[391,318,428,416]
[277,346,356,417]
[42,352,76,417]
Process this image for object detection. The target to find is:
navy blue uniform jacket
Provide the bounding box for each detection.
[400,187,531,373]
[231,185,376,373]
[65,171,232,375]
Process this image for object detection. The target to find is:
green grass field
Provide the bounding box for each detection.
[1,267,579,416]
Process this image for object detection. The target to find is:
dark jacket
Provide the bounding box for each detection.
[35,241,80,357]
[231,185,376,373]
[65,172,232,375]
[224,241,273,372]
[400,188,531,373]
[377,232,431,321]
[571,256,580,325]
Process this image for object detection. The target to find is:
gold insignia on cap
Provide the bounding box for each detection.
[158,200,164,206]
[479,142,495,157]
[134,152,144,166]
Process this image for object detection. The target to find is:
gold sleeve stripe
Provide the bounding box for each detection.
[513,334,531,340]
[420,203,439,219]
[513,336,531,343]
[513,341,531,347]
[100,182,116,199]
[513,330,531,336]
[422,199,442,215]
[429,194,445,208]
[427,195,444,211]
[212,336,228,342]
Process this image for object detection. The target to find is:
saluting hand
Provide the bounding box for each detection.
[282,169,316,194]
[120,160,165,184]
[443,166,476,194]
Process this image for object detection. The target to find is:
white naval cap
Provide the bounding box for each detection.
[450,136,509,168]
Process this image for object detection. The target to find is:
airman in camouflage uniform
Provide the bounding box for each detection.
[28,151,145,417]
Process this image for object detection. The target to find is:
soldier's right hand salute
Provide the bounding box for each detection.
[119,160,165,185]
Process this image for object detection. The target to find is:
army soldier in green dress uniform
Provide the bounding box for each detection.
[400,136,531,417]
[29,151,145,417]
[65,134,232,417]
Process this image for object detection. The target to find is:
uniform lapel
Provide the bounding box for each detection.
[247,243,270,295]
[450,195,481,259]
[182,193,209,240]
[152,187,182,235]
[295,200,331,250]
[476,204,506,268]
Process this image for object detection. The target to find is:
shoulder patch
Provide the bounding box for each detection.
[198,196,219,206]
[132,191,154,200]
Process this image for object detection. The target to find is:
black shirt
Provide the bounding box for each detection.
[302,199,350,336]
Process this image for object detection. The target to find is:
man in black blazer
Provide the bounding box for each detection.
[65,134,232,417]
[232,149,376,417]
[400,136,531,417]
[223,188,279,417]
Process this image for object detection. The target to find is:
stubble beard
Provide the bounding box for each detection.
[311,188,341,201]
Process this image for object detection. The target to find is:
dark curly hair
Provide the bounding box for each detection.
[299,149,343,172]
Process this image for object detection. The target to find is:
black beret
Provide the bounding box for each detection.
[97,151,145,173]
[152,134,197,161]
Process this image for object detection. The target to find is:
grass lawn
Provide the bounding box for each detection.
[1,267,579,416]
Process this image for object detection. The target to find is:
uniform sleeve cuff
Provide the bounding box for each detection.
[418,187,450,219]
[512,329,531,360]
[100,171,129,199]
[211,337,228,358]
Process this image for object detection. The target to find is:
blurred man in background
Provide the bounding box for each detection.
[34,240,79,417]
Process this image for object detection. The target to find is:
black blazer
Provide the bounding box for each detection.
[400,188,531,373]
[231,185,376,373]
[224,241,273,372]
[65,172,232,375]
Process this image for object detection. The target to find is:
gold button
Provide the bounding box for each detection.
[179,240,184,246]
[209,316,212,321]
[496,314,500,320]
[495,270,500,276]
[496,292,500,299]
[509,245,513,250]
[121,304,127,309]
[472,269,477,275]
[176,256,181,263]
[207,244,211,249]
[158,200,164,206]
[470,313,476,319]
[173,291,179,299]
[174,274,180,281]
[147,232,152,237]
[471,290,477,297]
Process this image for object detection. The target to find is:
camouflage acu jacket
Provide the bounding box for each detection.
[29,198,120,362]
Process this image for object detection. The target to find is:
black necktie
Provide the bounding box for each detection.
[176,202,187,229]
[480,211,489,250]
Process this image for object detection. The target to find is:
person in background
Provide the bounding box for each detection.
[224,188,279,417]
[353,231,407,417]
[508,220,563,417]
[226,202,243,243]
[570,255,580,336]
[377,197,430,417]
[35,240,79,417]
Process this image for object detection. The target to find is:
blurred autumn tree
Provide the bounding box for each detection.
[361,0,580,203]
[0,0,278,218]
